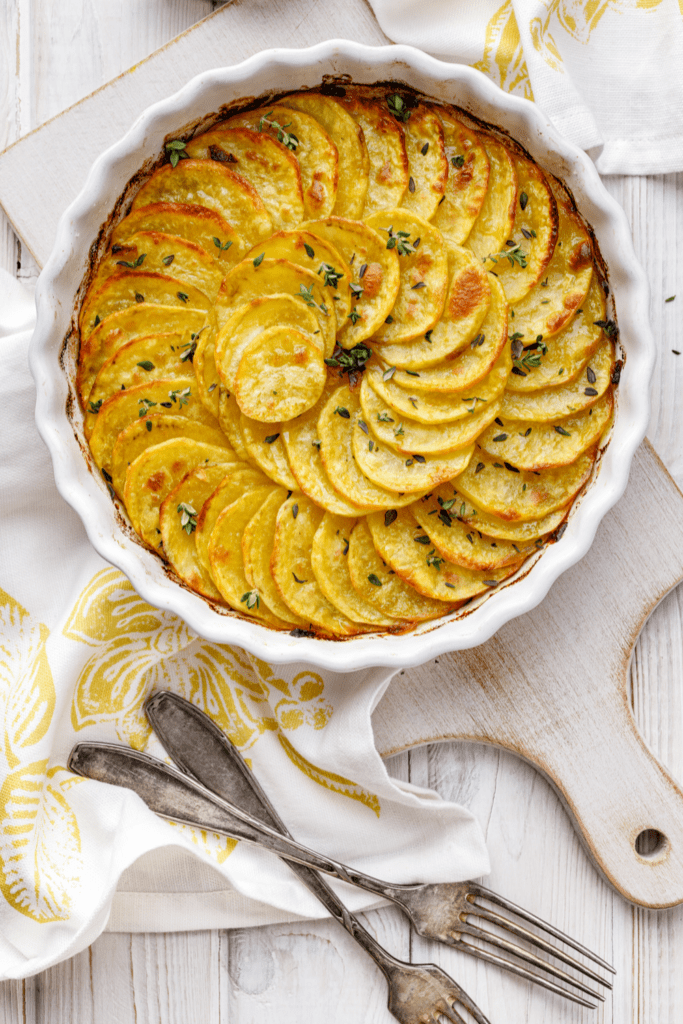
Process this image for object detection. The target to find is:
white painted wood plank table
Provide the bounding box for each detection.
[1,2,682,1020]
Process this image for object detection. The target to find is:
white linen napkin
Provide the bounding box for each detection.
[368,0,683,175]
[0,267,489,980]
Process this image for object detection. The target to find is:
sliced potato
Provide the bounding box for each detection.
[218,388,253,463]
[239,415,297,489]
[112,202,246,266]
[233,328,326,422]
[353,417,474,493]
[79,271,212,340]
[501,340,614,421]
[193,326,221,419]
[400,103,448,221]
[364,210,448,344]
[466,136,517,260]
[195,465,269,575]
[431,109,490,246]
[453,488,570,541]
[339,91,409,216]
[95,231,224,301]
[242,488,308,627]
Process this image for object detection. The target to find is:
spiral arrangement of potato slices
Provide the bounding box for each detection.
[78,84,617,637]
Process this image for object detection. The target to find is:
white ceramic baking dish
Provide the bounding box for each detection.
[30,40,653,671]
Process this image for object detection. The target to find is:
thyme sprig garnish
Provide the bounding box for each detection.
[116,253,146,269]
[484,242,528,269]
[169,386,191,408]
[324,342,371,376]
[166,140,189,167]
[258,110,299,150]
[298,283,329,315]
[383,225,417,257]
[241,590,260,610]
[318,263,343,289]
[177,502,197,535]
[387,94,410,122]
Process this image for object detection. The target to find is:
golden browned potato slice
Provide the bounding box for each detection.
[279,92,369,218]
[270,495,369,636]
[466,136,517,260]
[89,377,217,474]
[112,202,246,266]
[388,275,507,393]
[84,333,192,439]
[300,217,400,347]
[456,446,596,522]
[486,155,558,304]
[124,438,236,546]
[365,341,511,425]
[347,519,450,621]
[478,392,612,471]
[185,127,304,231]
[411,493,538,571]
[506,275,605,393]
[208,487,293,628]
[318,386,424,510]
[233,328,326,422]
[353,417,473,493]
[244,229,352,322]
[242,488,308,627]
[215,258,336,356]
[78,305,207,404]
[367,508,519,600]
[374,246,491,370]
[364,210,448,344]
[431,110,490,246]
[94,232,224,301]
[195,465,269,575]
[193,326,221,419]
[311,513,398,627]
[360,378,502,456]
[218,388,253,463]
[501,340,614,421]
[159,464,236,600]
[453,488,570,541]
[225,106,338,220]
[132,160,272,246]
[239,416,297,489]
[400,103,448,221]
[111,415,233,497]
[79,271,212,340]
[338,92,409,216]
[509,180,594,340]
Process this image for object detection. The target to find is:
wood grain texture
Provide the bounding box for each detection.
[1,0,683,1021]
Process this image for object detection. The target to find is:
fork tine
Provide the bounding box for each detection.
[469,883,615,973]
[452,987,496,1024]
[468,905,611,989]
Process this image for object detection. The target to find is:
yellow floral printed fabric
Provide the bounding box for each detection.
[370,0,683,174]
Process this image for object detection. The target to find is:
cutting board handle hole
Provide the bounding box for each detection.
[635,829,669,860]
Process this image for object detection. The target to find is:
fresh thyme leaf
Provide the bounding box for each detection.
[137,361,155,371]
[212,237,233,252]
[377,412,394,423]
[177,502,198,534]
[116,253,146,269]
[264,433,280,444]
[292,572,307,584]
[394,423,405,437]
[426,551,445,571]
[519,191,528,210]
[137,397,157,417]
[383,224,416,256]
[165,139,188,167]
[347,309,361,325]
[411,281,426,289]
[252,253,264,268]
[177,292,189,303]
[350,282,364,299]
[333,406,350,419]
[135,293,145,303]
[240,590,260,610]
[258,111,299,150]
[162,253,175,266]
[179,341,196,363]
[665,295,676,303]
[318,262,342,288]
[414,534,430,545]
[382,366,397,382]
[451,154,465,168]
[88,399,103,415]
[384,509,397,527]
[387,93,410,122]
[303,242,315,259]
[408,176,416,193]
[358,419,369,435]
[421,142,429,155]
[484,244,528,269]
[368,573,383,586]
[554,425,571,436]
[594,318,617,336]
[168,386,191,408]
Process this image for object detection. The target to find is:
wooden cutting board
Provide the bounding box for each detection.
[1,0,681,911]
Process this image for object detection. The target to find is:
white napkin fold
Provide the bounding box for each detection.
[368,0,683,175]
[0,267,489,980]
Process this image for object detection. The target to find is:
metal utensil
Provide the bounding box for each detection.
[68,740,490,1024]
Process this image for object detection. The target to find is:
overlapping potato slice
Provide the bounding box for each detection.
[364,210,448,344]
[215,258,335,355]
[318,386,423,510]
[360,379,502,455]
[509,180,594,340]
[242,488,308,627]
[486,154,558,304]
[185,127,304,231]
[453,489,569,541]
[456,446,596,521]
[400,103,448,221]
[374,246,491,369]
[365,341,511,425]
[84,333,192,438]
[239,416,297,489]
[124,438,235,546]
[159,464,234,600]
[347,519,450,621]
[367,508,517,601]
[131,160,272,246]
[506,275,606,392]
[244,229,352,321]
[78,305,208,403]
[311,513,398,627]
[193,327,221,418]
[465,136,517,260]
[89,377,217,473]
[225,106,338,220]
[279,92,369,218]
[388,275,507,392]
[270,495,368,636]
[209,487,292,628]
[353,416,474,493]
[501,339,614,421]
[431,110,490,246]
[234,328,326,422]
[95,231,224,301]
[479,392,612,471]
[218,388,253,463]
[79,271,212,340]
[111,415,232,497]
[300,217,400,346]
[195,465,269,575]
[112,202,246,266]
[339,92,409,215]
[412,492,537,571]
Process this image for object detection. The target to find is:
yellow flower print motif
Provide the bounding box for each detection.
[278,735,380,818]
[473,0,534,99]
